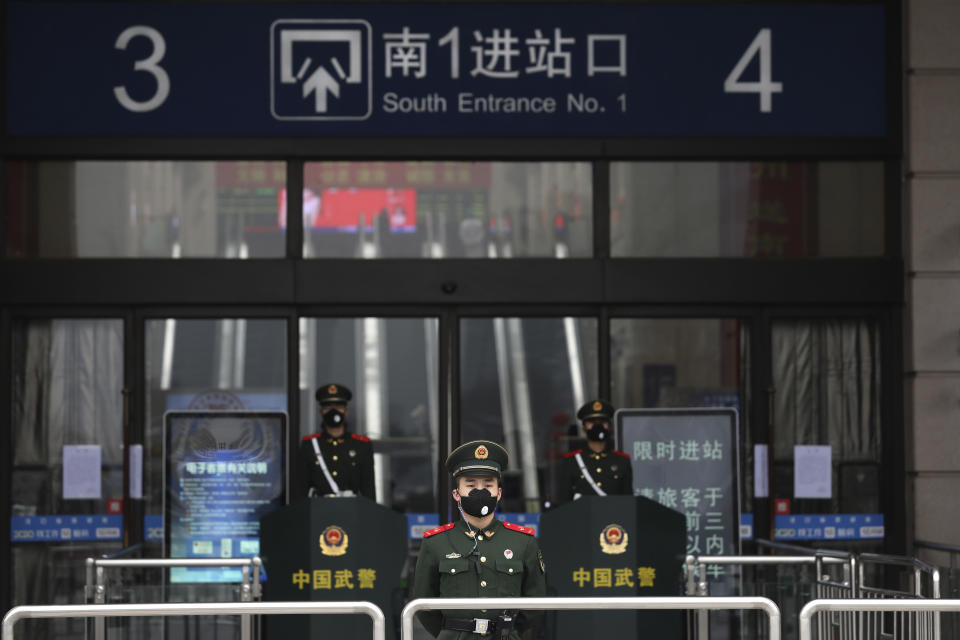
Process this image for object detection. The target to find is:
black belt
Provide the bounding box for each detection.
[442,616,496,635]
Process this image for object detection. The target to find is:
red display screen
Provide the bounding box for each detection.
[278,188,417,232]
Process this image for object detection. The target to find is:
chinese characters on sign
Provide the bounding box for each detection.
[184,461,269,474]
[292,568,377,590]
[383,26,624,79]
[571,566,656,588]
[379,26,628,115]
[619,410,739,583]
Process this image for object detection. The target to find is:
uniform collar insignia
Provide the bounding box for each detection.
[464,529,476,538]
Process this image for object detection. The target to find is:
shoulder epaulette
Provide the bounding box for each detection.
[423,522,456,538]
[301,433,321,441]
[503,521,535,536]
[612,450,630,459]
[563,449,583,459]
[350,433,371,443]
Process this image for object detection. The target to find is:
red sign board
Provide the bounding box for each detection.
[107,498,123,514]
[774,498,791,515]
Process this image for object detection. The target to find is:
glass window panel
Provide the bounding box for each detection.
[5,161,286,258]
[10,318,124,640]
[459,317,599,511]
[299,317,439,512]
[610,317,751,499]
[301,162,592,258]
[771,319,881,514]
[610,161,883,257]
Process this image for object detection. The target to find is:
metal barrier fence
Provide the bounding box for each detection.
[685,554,852,640]
[688,549,943,640]
[856,554,941,640]
[799,599,960,640]
[83,556,263,640]
[400,596,781,640]
[916,540,960,640]
[2,602,385,640]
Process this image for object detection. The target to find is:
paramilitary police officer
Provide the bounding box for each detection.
[298,383,376,500]
[561,399,633,501]
[413,440,546,639]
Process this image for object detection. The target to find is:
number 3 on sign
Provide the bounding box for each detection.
[724,28,782,113]
[114,25,170,113]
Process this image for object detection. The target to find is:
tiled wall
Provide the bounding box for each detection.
[907,0,960,550]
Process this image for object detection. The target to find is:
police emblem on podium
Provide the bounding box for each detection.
[320,525,349,556]
[599,523,628,554]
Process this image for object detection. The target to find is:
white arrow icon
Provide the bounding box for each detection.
[270,20,372,121]
[303,66,340,113]
[279,28,362,114]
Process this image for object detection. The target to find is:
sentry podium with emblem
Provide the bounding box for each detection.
[259,496,407,640]
[538,495,686,640]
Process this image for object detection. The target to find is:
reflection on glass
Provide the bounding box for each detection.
[301,162,592,258]
[460,317,599,511]
[299,317,438,512]
[5,161,286,258]
[610,317,751,499]
[771,319,881,513]
[610,161,883,257]
[10,318,123,638]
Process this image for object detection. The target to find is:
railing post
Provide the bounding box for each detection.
[94,564,106,640]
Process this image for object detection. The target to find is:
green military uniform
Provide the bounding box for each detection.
[298,383,376,500]
[413,440,546,639]
[561,399,633,501]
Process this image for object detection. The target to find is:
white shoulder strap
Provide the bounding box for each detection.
[310,437,341,495]
[574,452,607,496]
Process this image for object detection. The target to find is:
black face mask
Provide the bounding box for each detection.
[322,408,345,430]
[458,488,499,518]
[585,423,608,442]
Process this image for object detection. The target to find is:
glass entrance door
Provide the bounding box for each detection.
[9,318,124,639]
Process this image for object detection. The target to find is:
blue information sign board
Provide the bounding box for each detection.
[10,515,123,542]
[5,2,886,137]
[775,513,884,541]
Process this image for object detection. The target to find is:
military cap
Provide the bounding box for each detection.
[577,399,615,422]
[445,440,508,478]
[315,383,352,405]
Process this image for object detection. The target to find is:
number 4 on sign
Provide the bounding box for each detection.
[724,28,782,113]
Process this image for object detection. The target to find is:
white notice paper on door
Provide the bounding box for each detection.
[63,445,102,499]
[794,445,832,498]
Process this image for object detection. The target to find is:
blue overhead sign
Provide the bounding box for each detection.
[5,3,886,137]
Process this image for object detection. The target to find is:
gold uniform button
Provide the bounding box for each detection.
[332,471,338,476]
[480,581,487,587]
[332,455,338,461]
[450,569,456,574]
[477,535,483,541]
[508,568,514,573]
[597,481,602,487]
[480,556,487,562]
[596,467,602,473]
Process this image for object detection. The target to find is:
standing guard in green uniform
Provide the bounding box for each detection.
[298,383,376,500]
[413,440,546,639]
[561,399,633,501]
